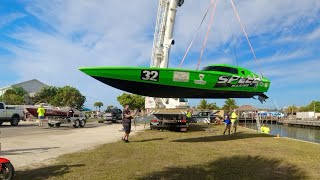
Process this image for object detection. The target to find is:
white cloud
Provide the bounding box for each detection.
[0,13,25,28]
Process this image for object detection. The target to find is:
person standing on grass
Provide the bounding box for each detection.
[231,109,238,133]
[122,104,135,143]
[223,114,232,135]
[37,104,45,127]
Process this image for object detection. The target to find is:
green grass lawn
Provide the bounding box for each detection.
[16,124,320,180]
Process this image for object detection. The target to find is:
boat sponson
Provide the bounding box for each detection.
[92,76,266,99]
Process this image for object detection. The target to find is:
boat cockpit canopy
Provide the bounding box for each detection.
[202,65,239,75]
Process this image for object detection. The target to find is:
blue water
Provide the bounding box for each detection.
[240,123,320,144]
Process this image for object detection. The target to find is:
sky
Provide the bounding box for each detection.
[0,0,319,110]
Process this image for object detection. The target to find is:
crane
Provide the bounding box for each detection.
[146,0,187,109]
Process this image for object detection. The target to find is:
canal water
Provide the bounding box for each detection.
[239,122,320,144]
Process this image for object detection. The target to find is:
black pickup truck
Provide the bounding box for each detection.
[105,108,122,123]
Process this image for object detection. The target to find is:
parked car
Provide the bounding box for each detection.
[192,110,223,123]
[105,108,122,123]
[0,102,24,126]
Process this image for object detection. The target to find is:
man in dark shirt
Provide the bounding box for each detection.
[122,104,134,142]
[68,108,74,118]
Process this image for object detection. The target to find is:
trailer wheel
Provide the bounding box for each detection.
[73,120,80,128]
[55,123,61,127]
[48,123,54,127]
[79,119,86,128]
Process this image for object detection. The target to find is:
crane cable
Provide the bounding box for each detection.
[179,0,216,68]
[196,0,218,70]
[229,0,263,77]
[223,0,238,66]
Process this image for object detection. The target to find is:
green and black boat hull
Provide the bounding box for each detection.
[79,66,270,99]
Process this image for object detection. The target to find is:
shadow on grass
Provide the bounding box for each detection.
[138,155,306,180]
[187,124,210,132]
[15,164,85,180]
[172,132,269,142]
[133,138,165,142]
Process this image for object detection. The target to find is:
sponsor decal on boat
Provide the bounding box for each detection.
[194,74,206,85]
[214,75,262,88]
[173,71,190,82]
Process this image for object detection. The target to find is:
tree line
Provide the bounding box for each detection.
[0,86,86,110]
[284,101,320,114]
[99,93,238,111]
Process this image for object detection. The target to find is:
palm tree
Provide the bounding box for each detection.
[198,99,209,110]
[198,99,219,110]
[94,102,104,111]
[223,98,238,111]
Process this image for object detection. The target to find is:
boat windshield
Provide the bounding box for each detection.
[202,66,238,75]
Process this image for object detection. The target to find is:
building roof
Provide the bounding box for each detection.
[236,105,258,111]
[0,79,48,94]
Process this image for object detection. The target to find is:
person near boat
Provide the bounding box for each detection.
[122,104,135,143]
[68,108,74,117]
[37,104,45,127]
[223,114,232,135]
[231,110,238,133]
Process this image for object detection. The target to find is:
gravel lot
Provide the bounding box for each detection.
[0,121,145,170]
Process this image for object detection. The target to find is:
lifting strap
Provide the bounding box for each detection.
[196,0,218,70]
[229,0,263,76]
[179,0,216,68]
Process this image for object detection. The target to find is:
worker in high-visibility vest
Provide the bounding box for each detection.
[37,104,45,127]
[231,110,238,133]
[261,124,270,134]
[186,109,192,118]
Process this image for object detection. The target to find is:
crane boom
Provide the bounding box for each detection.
[151,0,184,68]
[147,0,186,109]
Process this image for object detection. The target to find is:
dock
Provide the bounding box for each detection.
[282,119,320,127]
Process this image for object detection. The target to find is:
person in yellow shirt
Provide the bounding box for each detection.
[186,109,192,118]
[231,110,238,133]
[260,124,270,134]
[37,104,46,127]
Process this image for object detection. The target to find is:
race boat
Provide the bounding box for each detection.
[25,104,69,117]
[26,107,68,117]
[79,64,270,100]
[79,0,270,103]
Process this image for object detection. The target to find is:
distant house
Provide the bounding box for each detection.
[0,79,48,105]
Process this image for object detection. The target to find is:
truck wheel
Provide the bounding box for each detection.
[10,116,20,126]
[48,123,54,127]
[79,119,86,128]
[55,123,61,127]
[0,121,3,126]
[73,120,80,128]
